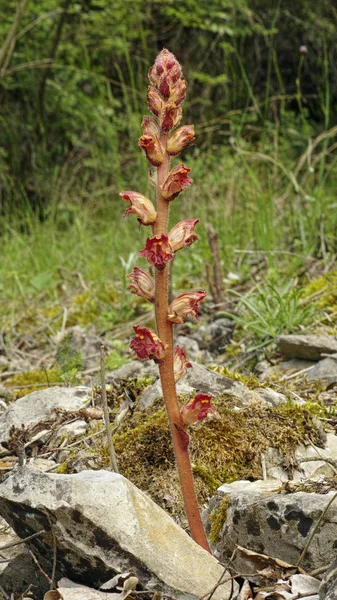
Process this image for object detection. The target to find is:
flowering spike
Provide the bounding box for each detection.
[139,234,174,270]
[130,326,165,362]
[167,125,195,156]
[181,393,214,426]
[168,219,199,252]
[127,267,155,303]
[161,164,193,201]
[148,49,182,97]
[120,191,157,226]
[174,346,192,382]
[168,290,207,324]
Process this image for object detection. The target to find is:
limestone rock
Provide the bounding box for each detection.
[276,335,337,361]
[204,479,337,572]
[0,549,50,598]
[307,355,337,383]
[139,361,286,410]
[0,386,90,443]
[107,360,158,383]
[0,467,232,600]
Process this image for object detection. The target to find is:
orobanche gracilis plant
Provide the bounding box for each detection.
[120,49,213,552]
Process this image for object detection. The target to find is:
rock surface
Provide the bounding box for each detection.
[0,549,50,597]
[0,386,90,443]
[0,467,232,600]
[307,355,337,383]
[139,361,286,409]
[276,334,337,361]
[204,479,337,573]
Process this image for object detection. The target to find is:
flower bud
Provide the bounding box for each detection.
[160,105,182,133]
[161,164,192,201]
[148,49,182,97]
[141,116,160,136]
[174,346,192,382]
[120,191,157,226]
[139,234,174,270]
[130,326,165,362]
[167,125,195,156]
[181,393,214,426]
[127,267,155,302]
[168,219,199,252]
[138,134,164,167]
[147,86,163,117]
[168,290,206,324]
[169,78,187,107]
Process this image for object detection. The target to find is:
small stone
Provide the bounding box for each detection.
[276,335,337,361]
[307,356,337,383]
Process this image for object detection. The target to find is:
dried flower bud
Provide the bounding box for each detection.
[181,393,214,426]
[160,105,182,133]
[174,346,192,382]
[168,290,206,324]
[168,219,199,252]
[167,125,195,156]
[120,191,157,226]
[127,267,155,302]
[161,164,192,201]
[169,78,187,107]
[147,86,164,117]
[130,326,165,362]
[139,234,174,270]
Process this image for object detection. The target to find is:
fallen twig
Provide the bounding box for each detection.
[0,528,45,551]
[100,345,119,473]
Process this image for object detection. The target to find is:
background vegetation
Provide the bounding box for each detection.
[1,0,337,344]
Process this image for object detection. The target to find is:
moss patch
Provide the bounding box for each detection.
[209,496,230,544]
[5,367,62,398]
[209,365,263,389]
[303,269,337,311]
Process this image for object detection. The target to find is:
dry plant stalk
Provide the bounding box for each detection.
[206,223,225,306]
[121,49,214,552]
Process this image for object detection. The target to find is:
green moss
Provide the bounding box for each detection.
[5,367,62,398]
[55,461,72,474]
[209,365,263,389]
[303,269,337,311]
[192,465,222,493]
[209,496,230,544]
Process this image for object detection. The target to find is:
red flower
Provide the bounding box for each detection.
[167,125,195,156]
[168,290,206,324]
[168,219,199,252]
[120,191,157,226]
[160,105,182,133]
[139,234,174,270]
[127,267,155,303]
[174,346,192,382]
[161,164,193,201]
[130,326,165,362]
[139,135,164,167]
[181,393,214,426]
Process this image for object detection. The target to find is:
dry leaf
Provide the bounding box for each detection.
[44,592,63,600]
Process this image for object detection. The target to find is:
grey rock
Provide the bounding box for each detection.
[254,387,288,406]
[106,360,158,383]
[204,479,337,572]
[58,578,117,599]
[139,362,286,410]
[276,335,337,361]
[0,549,49,599]
[256,358,316,382]
[307,355,337,383]
[175,335,205,361]
[0,467,232,600]
[49,418,88,446]
[320,557,337,600]
[0,386,90,443]
[193,318,234,355]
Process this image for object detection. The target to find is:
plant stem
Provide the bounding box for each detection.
[153,132,210,553]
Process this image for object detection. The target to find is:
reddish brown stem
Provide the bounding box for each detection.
[154,132,210,553]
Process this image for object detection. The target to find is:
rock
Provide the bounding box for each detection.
[0,467,233,600]
[175,335,206,362]
[29,457,58,472]
[0,386,90,443]
[192,318,234,355]
[307,355,337,383]
[0,516,20,575]
[106,359,158,383]
[276,335,337,361]
[320,557,337,599]
[139,361,286,410]
[204,479,337,572]
[256,358,316,382]
[0,549,50,598]
[57,578,116,599]
[49,418,88,446]
[254,387,288,406]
